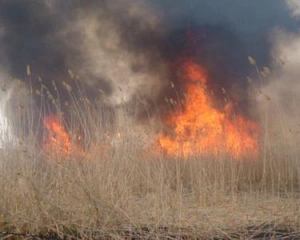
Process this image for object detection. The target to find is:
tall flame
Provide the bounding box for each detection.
[158,59,259,159]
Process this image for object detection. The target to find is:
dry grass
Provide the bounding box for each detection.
[1,145,300,239]
[1,76,300,239]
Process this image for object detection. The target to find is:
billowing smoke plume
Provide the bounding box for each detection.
[0,0,168,106]
[67,1,168,106]
[0,0,169,142]
[0,0,300,147]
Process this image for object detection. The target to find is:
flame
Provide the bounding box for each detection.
[43,115,71,155]
[158,59,259,159]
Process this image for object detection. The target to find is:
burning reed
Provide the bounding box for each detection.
[0,48,300,239]
[0,79,300,239]
[1,1,300,238]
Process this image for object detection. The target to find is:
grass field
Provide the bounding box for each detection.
[1,140,300,239]
[0,68,300,239]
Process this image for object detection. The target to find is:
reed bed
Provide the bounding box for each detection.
[0,71,300,239]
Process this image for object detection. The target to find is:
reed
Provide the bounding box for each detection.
[0,68,300,239]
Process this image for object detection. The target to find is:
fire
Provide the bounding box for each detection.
[43,115,71,155]
[158,59,259,159]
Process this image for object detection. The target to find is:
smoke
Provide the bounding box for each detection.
[257,29,300,121]
[0,71,16,147]
[153,0,298,64]
[1,0,300,144]
[286,0,300,17]
[65,1,168,106]
[0,0,171,139]
[0,0,168,107]
[253,1,300,154]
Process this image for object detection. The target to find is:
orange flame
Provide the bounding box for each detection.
[158,59,259,159]
[43,115,71,155]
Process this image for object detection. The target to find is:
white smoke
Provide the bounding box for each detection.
[0,73,14,148]
[255,2,300,153]
[0,22,13,148]
[286,0,300,17]
[258,30,300,122]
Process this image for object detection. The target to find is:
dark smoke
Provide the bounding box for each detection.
[0,0,300,140]
[0,0,168,138]
[154,0,299,63]
[0,1,166,103]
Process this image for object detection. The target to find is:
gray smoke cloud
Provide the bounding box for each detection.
[0,0,168,104]
[286,0,300,17]
[0,0,169,140]
[153,0,298,64]
[64,1,168,106]
[253,1,300,155]
[0,0,298,104]
[1,0,300,145]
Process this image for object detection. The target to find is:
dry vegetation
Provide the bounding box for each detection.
[0,70,300,239]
